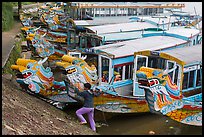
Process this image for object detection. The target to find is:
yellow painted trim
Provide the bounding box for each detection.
[134,50,185,66]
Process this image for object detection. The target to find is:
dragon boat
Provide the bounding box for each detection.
[25,30,67,61]
[134,44,202,126]
[10,57,77,105]
[10,54,99,108]
[62,32,201,113]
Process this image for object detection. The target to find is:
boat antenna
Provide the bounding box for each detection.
[194,6,201,31]
[162,21,165,34]
[141,7,144,21]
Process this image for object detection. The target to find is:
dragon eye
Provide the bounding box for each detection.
[27,65,30,69]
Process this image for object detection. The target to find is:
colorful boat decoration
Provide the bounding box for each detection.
[26,31,67,60]
[18,21,201,114]
[37,28,67,43]
[46,15,67,32]
[15,2,202,116]
[45,15,75,33]
[20,15,34,27]
[133,44,202,126]
[19,12,47,29]
[50,6,65,17]
[10,57,77,104]
[21,26,40,38]
[55,55,99,89]
[20,23,68,44]
[38,2,65,16]
[10,53,103,108]
[55,53,150,113]
[62,34,192,113]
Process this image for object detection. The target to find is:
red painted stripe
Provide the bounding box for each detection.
[114,62,133,68]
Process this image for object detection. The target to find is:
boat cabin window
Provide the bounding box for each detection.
[114,66,122,82]
[183,64,202,90]
[80,37,87,48]
[79,35,102,49]
[137,57,147,70]
[101,57,110,83]
[183,70,196,89]
[189,70,195,88]
[69,52,81,58]
[125,64,133,80]
[113,63,133,82]
[70,31,76,44]
[82,53,98,67]
[147,56,166,69]
[137,55,180,85]
[196,69,202,87]
[183,73,188,89]
[173,66,179,85]
[166,61,177,83]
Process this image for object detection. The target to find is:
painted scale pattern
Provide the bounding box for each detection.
[94,93,149,113]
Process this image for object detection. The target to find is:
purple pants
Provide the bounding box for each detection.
[76,107,96,131]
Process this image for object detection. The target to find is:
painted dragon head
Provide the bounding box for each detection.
[25,29,66,60]
[56,55,98,91]
[136,66,182,111]
[26,31,56,58]
[10,57,65,96]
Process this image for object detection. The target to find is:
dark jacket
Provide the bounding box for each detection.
[75,88,101,108]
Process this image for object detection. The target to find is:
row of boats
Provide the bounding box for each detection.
[11,2,202,126]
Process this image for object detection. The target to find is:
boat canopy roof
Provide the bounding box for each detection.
[92,35,187,58]
[86,21,156,35]
[74,13,195,28]
[74,16,132,26]
[74,20,90,26]
[165,27,200,38]
[100,31,142,42]
[143,16,178,25]
[163,44,202,65]
[100,29,162,42]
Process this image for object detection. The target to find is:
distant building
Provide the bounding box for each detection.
[71,2,185,19]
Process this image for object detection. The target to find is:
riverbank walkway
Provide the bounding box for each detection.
[2,21,22,68]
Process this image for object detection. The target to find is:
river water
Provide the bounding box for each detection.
[95,111,202,135]
[63,104,202,135]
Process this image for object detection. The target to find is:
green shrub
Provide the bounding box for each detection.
[2,2,14,32]
[12,2,36,6]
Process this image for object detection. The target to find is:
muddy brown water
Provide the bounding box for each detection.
[96,112,202,135]
[63,104,202,135]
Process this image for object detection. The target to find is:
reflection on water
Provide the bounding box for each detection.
[64,102,202,135]
[96,112,202,135]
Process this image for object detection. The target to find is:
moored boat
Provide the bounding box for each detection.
[134,44,202,126]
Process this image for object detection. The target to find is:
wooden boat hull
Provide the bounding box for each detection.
[93,93,149,113]
[64,84,150,113]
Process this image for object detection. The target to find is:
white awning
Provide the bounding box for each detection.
[163,44,202,64]
[92,35,187,58]
[166,27,200,38]
[86,21,156,35]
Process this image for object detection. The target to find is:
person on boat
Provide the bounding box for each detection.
[114,74,121,82]
[102,73,108,83]
[74,83,102,132]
